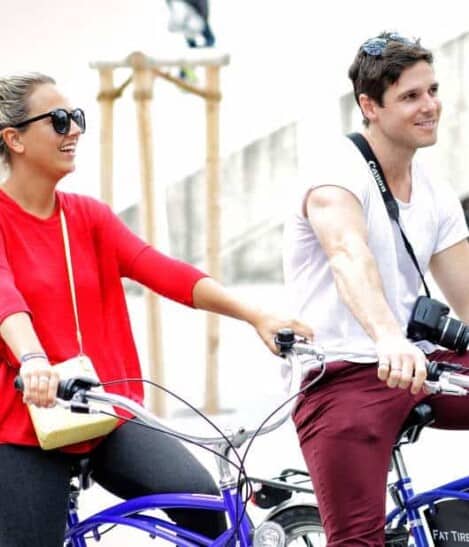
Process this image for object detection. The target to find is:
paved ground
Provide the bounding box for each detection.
[73,284,469,545]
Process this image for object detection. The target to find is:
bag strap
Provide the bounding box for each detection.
[60,208,84,355]
[347,132,431,298]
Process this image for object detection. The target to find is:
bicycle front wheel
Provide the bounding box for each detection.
[269,505,326,546]
[269,505,409,546]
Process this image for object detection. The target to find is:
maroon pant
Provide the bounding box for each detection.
[293,350,469,546]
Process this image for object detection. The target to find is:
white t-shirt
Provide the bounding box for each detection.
[283,136,469,363]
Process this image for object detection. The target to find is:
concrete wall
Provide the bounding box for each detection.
[122,33,469,289]
[122,122,298,286]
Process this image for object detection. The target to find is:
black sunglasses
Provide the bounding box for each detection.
[12,108,86,135]
[361,33,416,56]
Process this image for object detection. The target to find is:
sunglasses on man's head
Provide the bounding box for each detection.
[361,33,417,56]
[12,108,86,135]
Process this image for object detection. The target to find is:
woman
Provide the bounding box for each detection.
[0,73,313,546]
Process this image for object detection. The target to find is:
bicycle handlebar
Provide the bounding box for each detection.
[14,375,101,400]
[14,329,325,449]
[425,361,469,395]
[18,333,469,447]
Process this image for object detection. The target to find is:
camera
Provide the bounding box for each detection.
[407,296,469,354]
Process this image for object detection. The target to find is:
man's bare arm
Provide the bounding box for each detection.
[306,185,427,392]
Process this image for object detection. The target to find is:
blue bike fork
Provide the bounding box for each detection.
[65,489,87,547]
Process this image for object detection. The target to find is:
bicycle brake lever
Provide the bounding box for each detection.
[55,397,100,415]
[423,381,440,394]
[425,374,468,396]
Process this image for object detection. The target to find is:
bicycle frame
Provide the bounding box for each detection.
[386,444,469,547]
[65,486,252,546]
[233,360,469,547]
[64,430,267,546]
[246,447,469,547]
[56,333,325,547]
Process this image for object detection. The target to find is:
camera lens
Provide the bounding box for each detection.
[438,317,469,353]
[460,327,469,354]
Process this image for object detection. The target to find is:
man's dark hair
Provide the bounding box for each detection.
[348,32,433,126]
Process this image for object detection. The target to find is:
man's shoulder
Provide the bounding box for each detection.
[412,160,458,200]
[411,162,465,231]
[317,133,362,161]
[302,134,368,184]
[306,134,372,205]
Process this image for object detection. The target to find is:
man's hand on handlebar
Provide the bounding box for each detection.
[20,359,60,408]
[375,336,427,394]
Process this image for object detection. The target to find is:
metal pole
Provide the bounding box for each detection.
[131,53,166,416]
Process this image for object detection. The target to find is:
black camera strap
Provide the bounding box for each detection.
[347,132,431,297]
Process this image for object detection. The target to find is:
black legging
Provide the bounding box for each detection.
[0,421,226,547]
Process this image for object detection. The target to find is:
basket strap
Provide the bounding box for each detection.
[60,208,83,355]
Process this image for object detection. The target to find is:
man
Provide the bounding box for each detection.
[283,32,469,545]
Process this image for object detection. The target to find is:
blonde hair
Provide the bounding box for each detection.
[0,72,55,166]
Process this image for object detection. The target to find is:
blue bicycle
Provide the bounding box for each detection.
[33,330,325,546]
[248,361,469,546]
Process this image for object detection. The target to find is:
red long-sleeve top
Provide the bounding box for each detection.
[0,190,206,452]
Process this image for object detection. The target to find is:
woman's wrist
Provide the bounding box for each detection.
[19,351,48,365]
[244,307,268,328]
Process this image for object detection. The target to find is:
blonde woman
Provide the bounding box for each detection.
[0,73,313,546]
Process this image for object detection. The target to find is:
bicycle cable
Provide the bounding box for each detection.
[70,408,248,544]
[82,523,118,541]
[73,376,251,543]
[99,377,248,474]
[96,377,280,544]
[90,362,325,545]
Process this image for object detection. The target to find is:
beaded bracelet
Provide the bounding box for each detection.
[19,352,48,364]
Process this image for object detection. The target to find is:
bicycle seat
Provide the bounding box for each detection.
[395,403,435,446]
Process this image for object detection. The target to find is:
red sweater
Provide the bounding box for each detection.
[0,190,206,452]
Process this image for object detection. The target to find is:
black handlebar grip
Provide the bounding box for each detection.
[13,375,100,400]
[14,376,24,392]
[56,377,100,400]
[426,361,441,382]
[427,360,464,381]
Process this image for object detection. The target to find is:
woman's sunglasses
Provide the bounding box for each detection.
[12,108,86,135]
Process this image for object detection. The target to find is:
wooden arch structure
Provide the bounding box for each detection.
[90,49,230,416]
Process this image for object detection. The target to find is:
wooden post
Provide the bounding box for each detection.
[91,51,229,417]
[97,68,115,207]
[131,53,166,416]
[203,65,221,414]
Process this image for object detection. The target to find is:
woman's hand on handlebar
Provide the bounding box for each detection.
[190,278,313,354]
[20,359,60,408]
[251,312,314,354]
[375,336,427,394]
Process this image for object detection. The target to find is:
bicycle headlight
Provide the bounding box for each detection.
[253,521,286,547]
